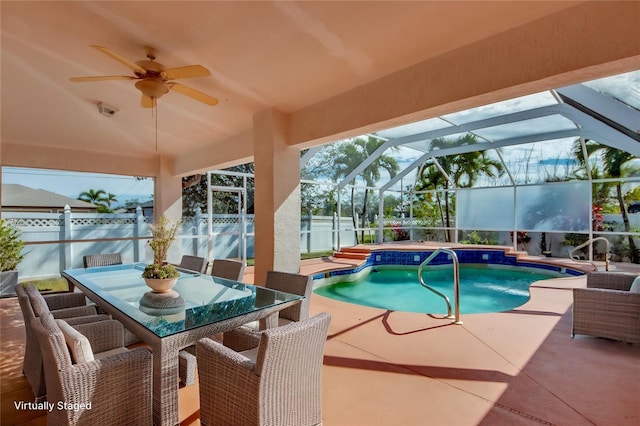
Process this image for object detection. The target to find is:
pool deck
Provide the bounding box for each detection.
[2,244,639,425]
[247,243,640,425]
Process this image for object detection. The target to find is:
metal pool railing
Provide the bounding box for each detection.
[417,248,462,324]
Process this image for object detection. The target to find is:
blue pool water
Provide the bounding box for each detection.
[314,265,560,314]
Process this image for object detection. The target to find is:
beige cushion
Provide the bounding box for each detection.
[243,317,293,331]
[55,319,94,364]
[240,347,259,363]
[630,276,640,293]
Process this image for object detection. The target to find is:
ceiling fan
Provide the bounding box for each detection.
[70,45,218,108]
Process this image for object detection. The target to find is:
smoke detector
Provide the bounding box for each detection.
[97,102,118,117]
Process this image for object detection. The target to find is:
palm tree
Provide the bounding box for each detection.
[77,189,115,212]
[332,137,399,243]
[78,189,108,205]
[104,193,118,207]
[415,134,504,241]
[573,139,640,262]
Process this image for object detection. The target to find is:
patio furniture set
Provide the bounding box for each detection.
[15,253,330,426]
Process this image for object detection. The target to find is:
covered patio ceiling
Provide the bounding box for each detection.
[1,1,639,181]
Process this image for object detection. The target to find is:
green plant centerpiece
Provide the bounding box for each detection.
[1,219,26,297]
[142,216,181,292]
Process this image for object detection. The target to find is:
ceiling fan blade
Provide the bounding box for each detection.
[161,65,211,80]
[90,45,147,74]
[141,95,157,109]
[167,82,218,106]
[70,75,136,82]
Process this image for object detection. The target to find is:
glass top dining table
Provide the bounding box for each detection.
[62,263,303,426]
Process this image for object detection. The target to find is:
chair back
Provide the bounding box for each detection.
[83,253,122,268]
[31,314,72,413]
[210,258,245,281]
[15,284,47,400]
[178,255,208,273]
[265,271,313,322]
[255,312,331,425]
[24,284,54,317]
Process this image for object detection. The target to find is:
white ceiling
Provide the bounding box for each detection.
[0,1,626,175]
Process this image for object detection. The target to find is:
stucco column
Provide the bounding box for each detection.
[152,155,183,263]
[253,108,300,285]
[153,155,182,222]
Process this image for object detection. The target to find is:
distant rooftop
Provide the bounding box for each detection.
[1,184,97,212]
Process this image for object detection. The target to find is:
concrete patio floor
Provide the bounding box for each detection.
[2,253,639,425]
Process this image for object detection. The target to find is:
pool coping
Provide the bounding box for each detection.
[312,242,594,282]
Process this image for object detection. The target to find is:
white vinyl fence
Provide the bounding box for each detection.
[2,207,357,282]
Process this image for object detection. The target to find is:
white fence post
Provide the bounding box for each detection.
[332,212,338,250]
[194,207,202,257]
[63,205,72,269]
[135,206,144,262]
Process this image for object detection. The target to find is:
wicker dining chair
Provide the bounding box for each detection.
[259,270,312,326]
[178,257,246,386]
[197,312,331,426]
[16,284,109,401]
[32,313,153,425]
[223,271,313,337]
[177,255,208,273]
[80,253,143,345]
[82,253,123,268]
[210,258,245,281]
[572,272,640,344]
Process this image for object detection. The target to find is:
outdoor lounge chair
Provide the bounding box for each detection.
[16,284,109,401]
[82,253,123,268]
[32,313,152,425]
[572,272,640,344]
[197,312,331,426]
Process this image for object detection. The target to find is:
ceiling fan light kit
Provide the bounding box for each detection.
[135,78,169,99]
[70,45,218,108]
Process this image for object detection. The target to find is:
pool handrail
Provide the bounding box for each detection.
[568,237,610,271]
[417,248,462,325]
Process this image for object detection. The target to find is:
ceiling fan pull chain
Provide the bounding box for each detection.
[155,102,158,152]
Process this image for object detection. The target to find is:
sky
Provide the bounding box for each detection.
[2,167,154,207]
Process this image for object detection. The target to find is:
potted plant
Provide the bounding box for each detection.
[142,216,181,292]
[0,219,26,297]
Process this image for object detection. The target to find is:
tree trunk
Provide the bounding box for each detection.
[361,189,369,242]
[617,183,638,262]
[444,184,451,242]
[434,192,447,242]
[350,187,359,244]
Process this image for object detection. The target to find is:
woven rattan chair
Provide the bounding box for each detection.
[80,254,143,345]
[572,272,640,343]
[16,284,108,401]
[259,270,312,326]
[210,258,245,281]
[197,312,331,426]
[32,313,153,425]
[82,253,123,268]
[222,271,313,338]
[177,255,208,273]
[178,257,246,385]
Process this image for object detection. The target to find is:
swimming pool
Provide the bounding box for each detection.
[313,249,584,314]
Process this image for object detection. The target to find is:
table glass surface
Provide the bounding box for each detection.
[62,263,302,337]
